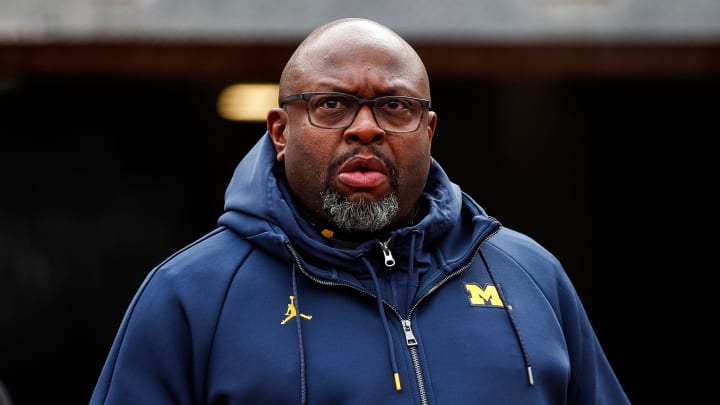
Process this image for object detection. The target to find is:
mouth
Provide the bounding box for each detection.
[339,156,388,174]
[337,156,389,189]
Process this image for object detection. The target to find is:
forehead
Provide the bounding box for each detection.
[291,26,428,97]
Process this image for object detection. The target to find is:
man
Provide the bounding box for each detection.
[90,18,630,404]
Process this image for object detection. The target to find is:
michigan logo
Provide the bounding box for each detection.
[464,283,505,307]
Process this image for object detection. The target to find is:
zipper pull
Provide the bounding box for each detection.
[401,319,418,347]
[379,239,396,267]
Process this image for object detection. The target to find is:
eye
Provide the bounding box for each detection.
[313,94,353,111]
[377,97,413,111]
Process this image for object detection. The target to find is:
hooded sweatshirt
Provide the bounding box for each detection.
[90,132,631,405]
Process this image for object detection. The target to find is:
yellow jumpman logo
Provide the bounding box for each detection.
[280,295,313,325]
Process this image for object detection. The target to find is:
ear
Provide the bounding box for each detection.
[426,110,438,143]
[267,108,288,161]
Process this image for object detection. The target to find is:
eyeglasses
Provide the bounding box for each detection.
[280,92,431,133]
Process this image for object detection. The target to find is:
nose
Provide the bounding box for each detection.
[343,104,386,144]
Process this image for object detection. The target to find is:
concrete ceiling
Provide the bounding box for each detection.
[1,0,719,44]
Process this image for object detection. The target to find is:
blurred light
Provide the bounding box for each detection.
[217,83,279,122]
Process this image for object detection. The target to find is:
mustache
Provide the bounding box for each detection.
[327,147,396,177]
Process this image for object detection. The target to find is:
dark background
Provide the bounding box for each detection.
[1,43,718,404]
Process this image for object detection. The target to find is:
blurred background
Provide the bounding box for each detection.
[1,0,718,403]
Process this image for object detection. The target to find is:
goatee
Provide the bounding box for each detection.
[321,189,399,232]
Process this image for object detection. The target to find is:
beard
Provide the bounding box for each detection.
[321,189,399,232]
[320,147,400,233]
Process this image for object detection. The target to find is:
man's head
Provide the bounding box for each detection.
[267,18,437,236]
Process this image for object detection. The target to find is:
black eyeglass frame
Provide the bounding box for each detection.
[279,91,432,133]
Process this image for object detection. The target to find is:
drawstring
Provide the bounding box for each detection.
[361,256,403,392]
[290,263,309,404]
[406,232,419,314]
[479,250,535,386]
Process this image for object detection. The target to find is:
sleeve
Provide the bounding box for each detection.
[89,266,199,405]
[558,274,632,405]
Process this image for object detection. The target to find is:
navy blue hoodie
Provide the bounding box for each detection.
[90,132,630,404]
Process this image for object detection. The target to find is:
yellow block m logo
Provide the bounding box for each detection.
[464,283,505,307]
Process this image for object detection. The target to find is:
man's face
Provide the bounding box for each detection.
[269,33,437,232]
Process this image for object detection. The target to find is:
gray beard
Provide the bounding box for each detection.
[321,189,399,232]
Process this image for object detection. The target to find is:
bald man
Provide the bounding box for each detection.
[91,18,630,405]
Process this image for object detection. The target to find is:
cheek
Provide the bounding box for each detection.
[287,137,323,173]
[395,140,433,190]
[396,136,431,168]
[283,136,335,192]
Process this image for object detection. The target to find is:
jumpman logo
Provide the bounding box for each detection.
[280,295,313,325]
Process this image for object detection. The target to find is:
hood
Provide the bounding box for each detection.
[218,132,507,395]
[218,132,500,278]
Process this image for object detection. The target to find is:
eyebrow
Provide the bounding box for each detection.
[309,79,416,97]
[312,88,420,99]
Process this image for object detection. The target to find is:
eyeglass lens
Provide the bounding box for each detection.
[307,93,424,132]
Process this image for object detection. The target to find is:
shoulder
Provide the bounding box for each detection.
[485,226,561,271]
[159,227,253,273]
[482,226,574,300]
[142,226,259,296]
[124,226,276,331]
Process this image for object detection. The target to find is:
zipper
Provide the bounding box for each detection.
[402,319,428,405]
[379,237,396,267]
[284,223,500,404]
[396,249,482,404]
[400,225,500,404]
